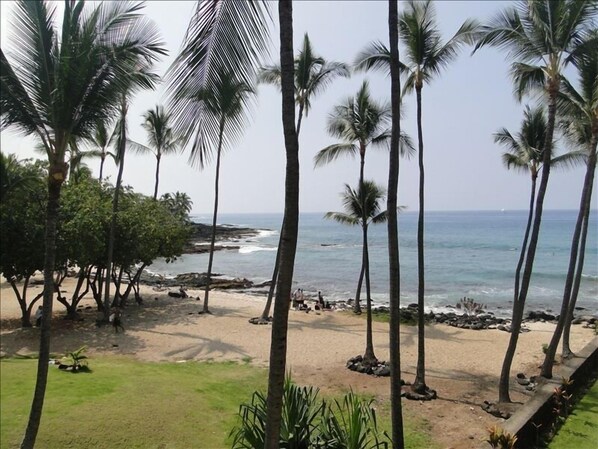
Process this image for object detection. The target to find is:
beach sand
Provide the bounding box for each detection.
[1,275,594,449]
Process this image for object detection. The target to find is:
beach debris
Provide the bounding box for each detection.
[456,297,486,315]
[248,316,272,325]
[346,355,393,377]
[482,401,513,419]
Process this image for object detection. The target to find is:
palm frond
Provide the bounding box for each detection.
[314,144,358,168]
[165,0,271,164]
[323,211,359,226]
[510,62,546,101]
[551,149,588,170]
[354,41,391,74]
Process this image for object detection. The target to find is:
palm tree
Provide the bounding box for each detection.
[130,105,182,200]
[396,0,478,396]
[264,3,300,447]
[186,72,255,313]
[542,42,598,376]
[474,0,596,403]
[87,120,115,182]
[325,181,389,365]
[0,1,166,447]
[104,64,162,317]
[256,33,349,323]
[387,0,405,445]
[314,81,391,314]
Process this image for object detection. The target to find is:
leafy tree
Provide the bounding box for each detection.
[474,0,597,402]
[542,40,598,375]
[0,158,47,327]
[325,181,389,366]
[130,105,182,200]
[0,1,166,443]
[256,32,349,323]
[161,191,193,222]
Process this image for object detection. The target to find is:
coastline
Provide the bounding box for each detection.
[1,274,595,449]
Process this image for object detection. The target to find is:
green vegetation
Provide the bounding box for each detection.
[1,357,436,449]
[549,381,598,449]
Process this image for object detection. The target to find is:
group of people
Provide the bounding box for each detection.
[291,289,333,312]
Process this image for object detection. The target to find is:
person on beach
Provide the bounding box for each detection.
[316,291,325,310]
[34,305,43,327]
[110,307,125,333]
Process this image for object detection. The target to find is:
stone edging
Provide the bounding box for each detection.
[480,336,598,448]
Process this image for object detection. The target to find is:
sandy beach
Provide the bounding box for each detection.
[1,275,594,449]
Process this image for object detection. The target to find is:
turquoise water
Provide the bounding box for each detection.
[150,210,598,317]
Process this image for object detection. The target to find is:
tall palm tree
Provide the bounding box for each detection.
[398,0,477,396]
[256,32,349,323]
[264,2,300,447]
[474,0,596,403]
[325,181,389,365]
[104,64,162,317]
[187,72,255,313]
[387,0,405,445]
[0,1,166,447]
[130,105,182,199]
[542,42,598,376]
[314,81,392,315]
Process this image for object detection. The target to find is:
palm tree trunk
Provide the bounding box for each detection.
[204,122,225,313]
[498,173,537,401]
[354,262,364,314]
[104,97,128,319]
[541,132,596,376]
[99,153,105,181]
[264,1,299,447]
[363,224,377,364]
[413,84,427,393]
[498,80,558,402]
[20,165,64,449]
[153,154,161,200]
[258,103,305,321]
[388,0,405,443]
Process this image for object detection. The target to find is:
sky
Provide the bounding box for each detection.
[1,1,596,215]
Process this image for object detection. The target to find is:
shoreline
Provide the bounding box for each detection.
[1,275,595,449]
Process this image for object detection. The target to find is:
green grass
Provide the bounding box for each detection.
[1,357,435,449]
[548,380,598,449]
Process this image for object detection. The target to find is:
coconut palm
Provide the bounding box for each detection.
[474,0,597,403]
[256,33,349,324]
[103,63,161,317]
[314,80,406,314]
[87,121,115,182]
[186,72,255,313]
[542,42,598,376]
[325,181,389,365]
[0,1,166,446]
[130,105,182,199]
[387,0,405,445]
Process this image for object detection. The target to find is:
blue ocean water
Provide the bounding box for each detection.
[149,210,598,317]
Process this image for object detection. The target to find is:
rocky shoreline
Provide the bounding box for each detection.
[183,222,262,254]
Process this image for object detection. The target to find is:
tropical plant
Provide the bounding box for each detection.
[325,181,388,365]
[86,120,115,182]
[474,0,597,402]
[386,0,406,445]
[161,191,193,221]
[0,1,166,445]
[256,32,349,324]
[314,80,392,315]
[61,346,89,373]
[130,105,182,200]
[542,39,598,375]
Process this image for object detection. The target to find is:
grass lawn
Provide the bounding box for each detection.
[1,356,436,449]
[549,379,598,449]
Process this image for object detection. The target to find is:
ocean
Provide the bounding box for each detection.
[149,210,598,317]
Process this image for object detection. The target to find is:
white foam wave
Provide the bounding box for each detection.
[239,245,277,254]
[257,229,278,238]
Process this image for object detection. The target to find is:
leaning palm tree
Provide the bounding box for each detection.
[542,42,598,376]
[103,63,161,317]
[387,0,405,445]
[188,72,255,314]
[255,32,349,324]
[130,105,182,199]
[495,106,585,372]
[325,181,389,366]
[314,81,395,315]
[0,1,166,447]
[474,0,597,403]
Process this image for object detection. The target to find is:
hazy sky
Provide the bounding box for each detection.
[1,1,596,215]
